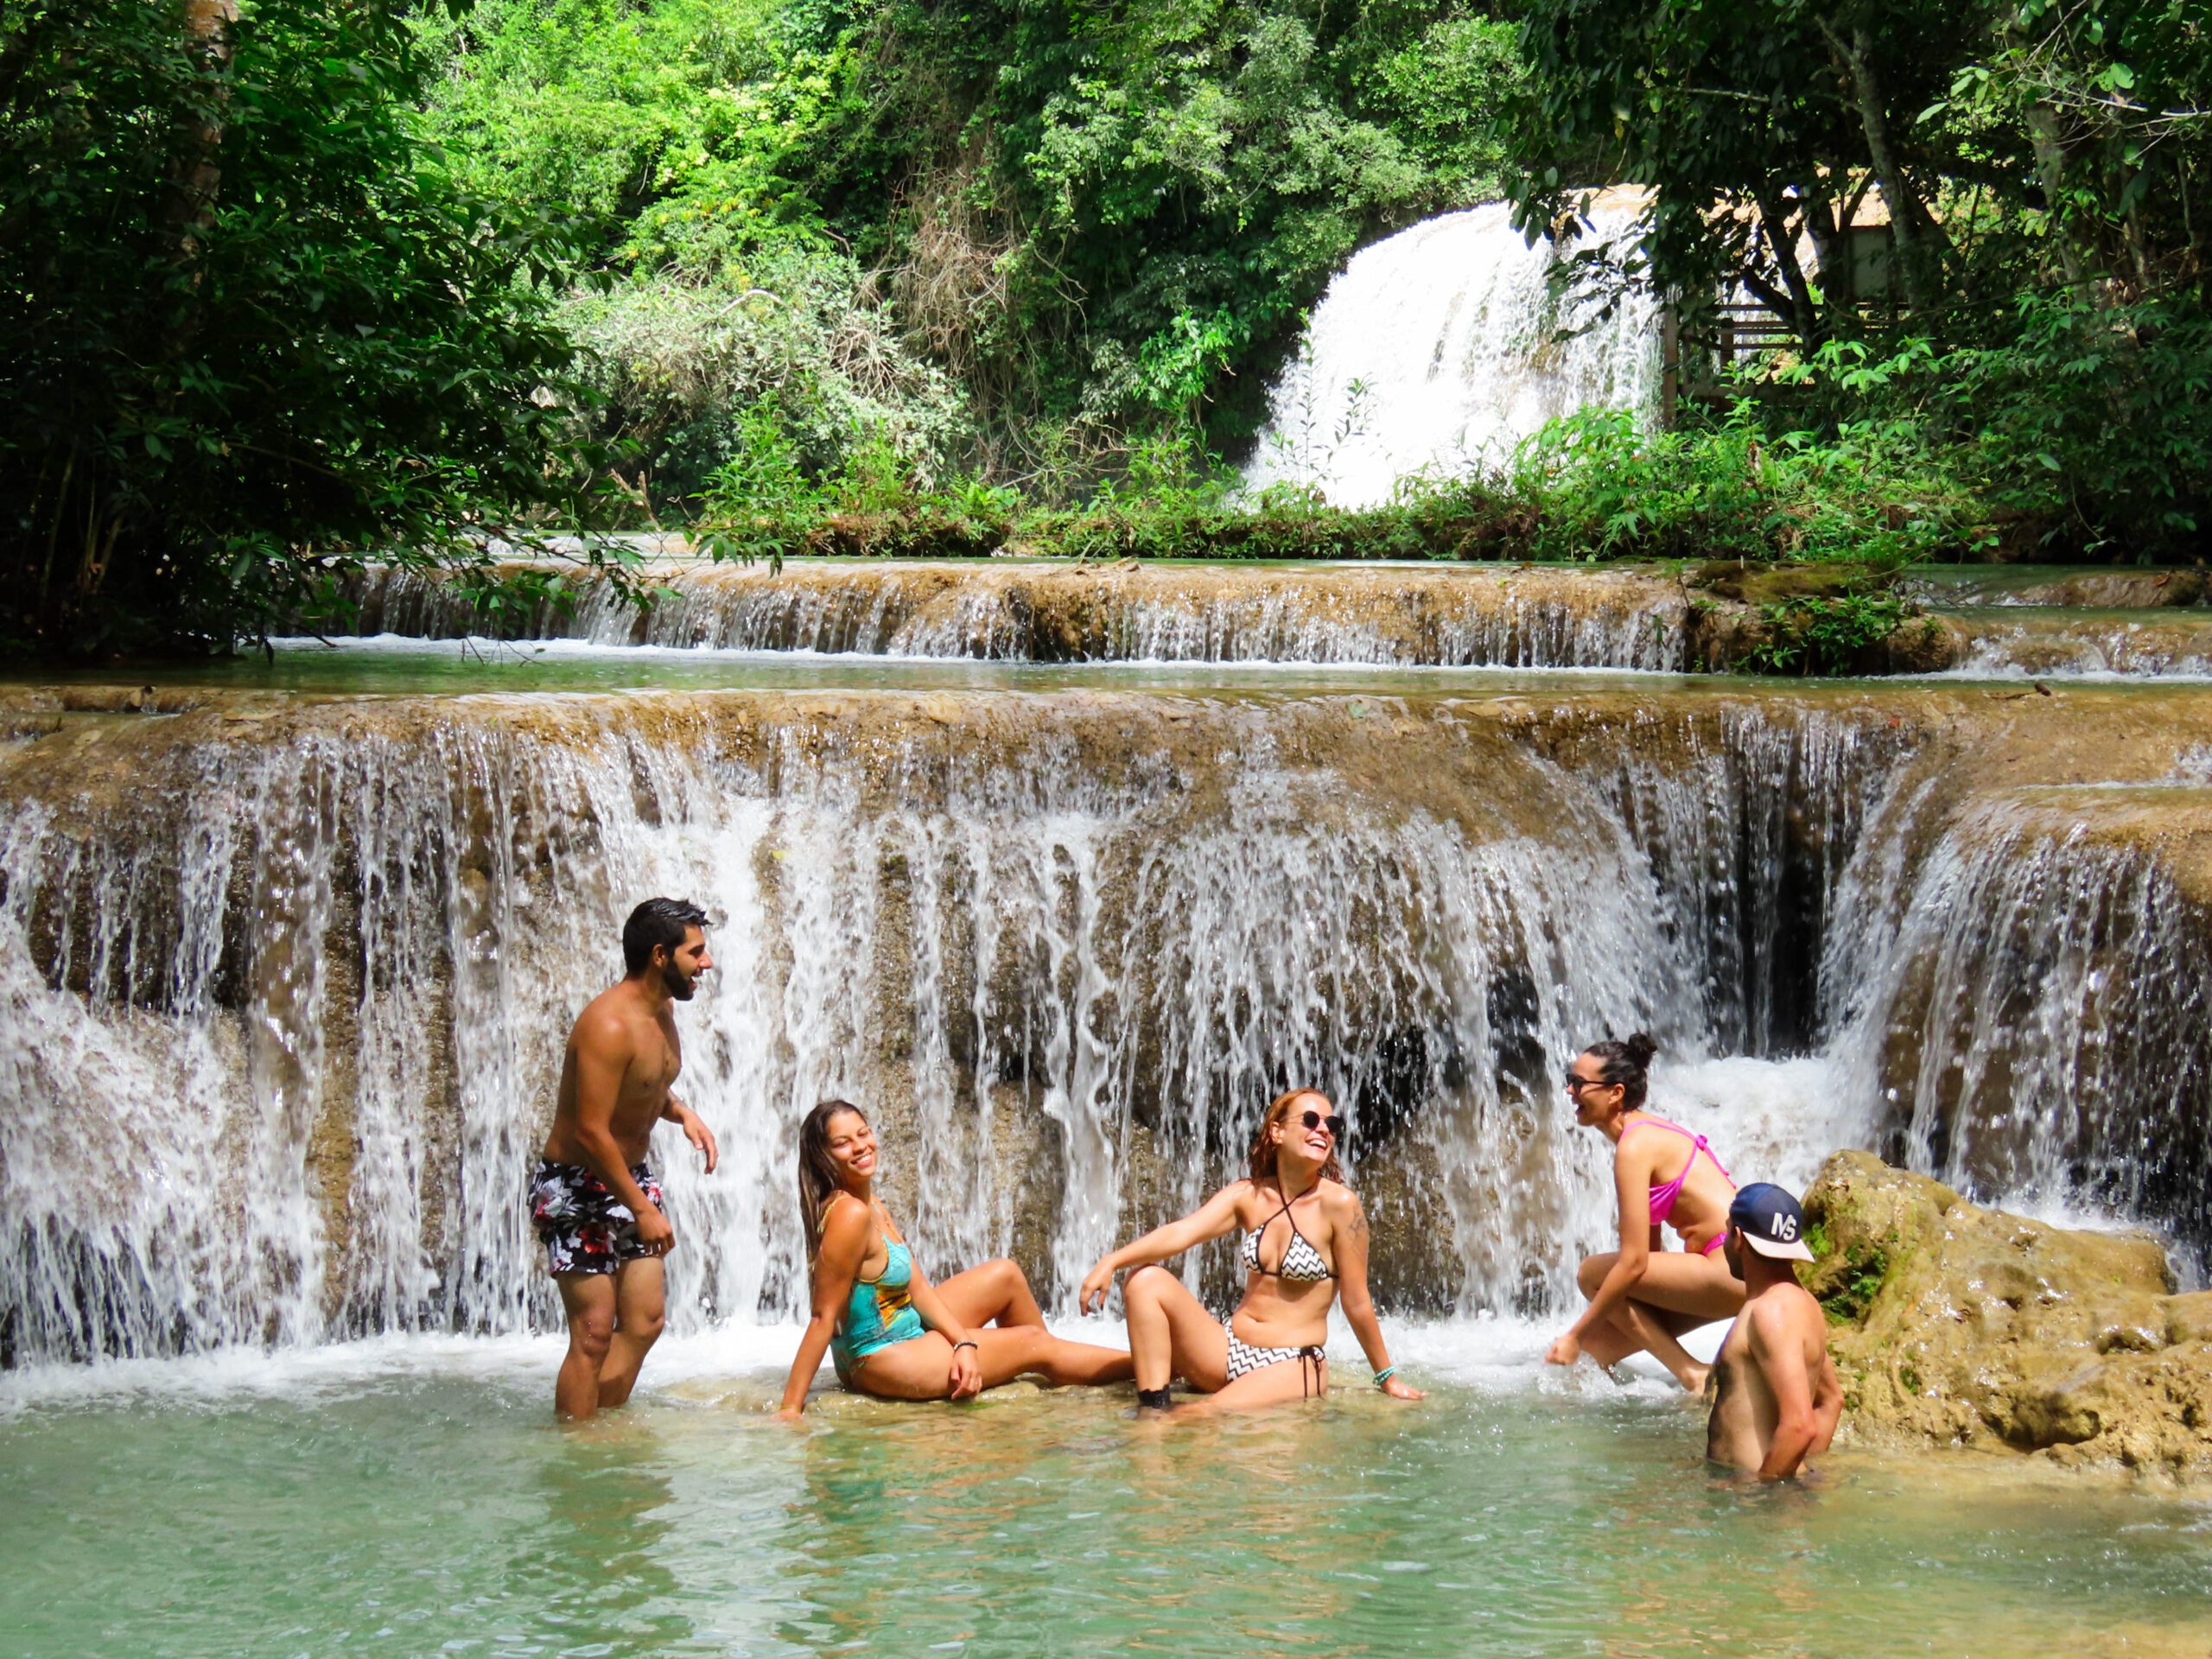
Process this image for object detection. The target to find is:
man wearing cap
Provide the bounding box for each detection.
[1708,1183,1843,1480]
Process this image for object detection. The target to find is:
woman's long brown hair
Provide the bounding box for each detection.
[798,1098,866,1262]
[1247,1087,1345,1187]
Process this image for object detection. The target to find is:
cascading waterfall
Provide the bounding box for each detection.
[5,680,2210,1363]
[1823,786,2212,1264]
[1243,196,1662,507]
[0,691,1923,1363]
[342,562,1694,671]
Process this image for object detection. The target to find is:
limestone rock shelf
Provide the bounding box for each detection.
[330,558,2212,677]
[1808,1150,2212,1480]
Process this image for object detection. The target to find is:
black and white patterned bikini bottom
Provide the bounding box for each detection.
[1224,1331,1327,1395]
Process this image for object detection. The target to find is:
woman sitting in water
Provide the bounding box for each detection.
[1544,1033,1743,1392]
[1079,1087,1426,1410]
[776,1100,1134,1418]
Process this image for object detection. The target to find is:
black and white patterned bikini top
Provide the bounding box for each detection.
[1241,1179,1333,1282]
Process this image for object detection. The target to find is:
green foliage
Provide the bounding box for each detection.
[557,243,971,511]
[1,0,631,656]
[1810,1232,1893,1325]
[1745,594,1923,676]
[416,0,1529,462]
[1508,396,1980,567]
[1510,0,2209,324]
[1948,292,2212,556]
[1504,0,2211,560]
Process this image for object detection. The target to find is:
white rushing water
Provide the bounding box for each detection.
[1243,198,1662,508]
[346,564,1697,670]
[0,690,2195,1366]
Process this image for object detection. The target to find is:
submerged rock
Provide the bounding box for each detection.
[1805,1150,2212,1478]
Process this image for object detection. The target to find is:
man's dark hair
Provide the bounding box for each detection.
[623,898,709,974]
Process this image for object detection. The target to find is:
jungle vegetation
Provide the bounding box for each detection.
[2,0,2208,652]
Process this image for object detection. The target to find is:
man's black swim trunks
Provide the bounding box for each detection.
[529,1157,665,1274]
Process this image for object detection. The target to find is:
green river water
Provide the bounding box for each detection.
[3,1328,2207,1659]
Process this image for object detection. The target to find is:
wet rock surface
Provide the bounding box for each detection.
[1807,1150,2212,1478]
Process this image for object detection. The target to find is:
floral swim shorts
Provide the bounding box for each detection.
[528,1157,665,1275]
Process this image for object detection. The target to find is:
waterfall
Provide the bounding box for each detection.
[3,682,2208,1364]
[1824,785,2212,1266]
[339,562,1694,669]
[1243,197,1662,508]
[0,690,1913,1363]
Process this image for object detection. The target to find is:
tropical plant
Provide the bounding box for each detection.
[1,0,629,657]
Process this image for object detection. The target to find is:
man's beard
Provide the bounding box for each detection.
[661,960,698,1001]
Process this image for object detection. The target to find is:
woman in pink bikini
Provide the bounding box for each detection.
[1544,1033,1743,1392]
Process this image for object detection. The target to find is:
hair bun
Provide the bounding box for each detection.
[1623,1032,1658,1067]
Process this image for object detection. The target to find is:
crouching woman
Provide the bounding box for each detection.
[777,1100,1133,1417]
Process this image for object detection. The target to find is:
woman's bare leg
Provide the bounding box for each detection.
[1573,1251,1743,1389]
[1618,1301,1712,1392]
[1121,1265,1230,1394]
[1182,1357,1326,1414]
[851,1327,1132,1398]
[933,1258,1045,1330]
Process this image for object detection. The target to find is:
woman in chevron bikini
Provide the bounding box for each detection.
[1544,1033,1744,1393]
[777,1100,1132,1418]
[1079,1087,1426,1411]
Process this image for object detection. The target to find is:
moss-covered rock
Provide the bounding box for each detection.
[1805,1149,2212,1478]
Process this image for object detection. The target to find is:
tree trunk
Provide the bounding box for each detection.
[1819,17,1946,311]
[2024,99,2090,291]
[156,0,238,269]
[1752,185,1821,345]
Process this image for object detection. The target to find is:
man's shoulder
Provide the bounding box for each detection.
[570,984,648,1052]
[1745,1280,1825,1340]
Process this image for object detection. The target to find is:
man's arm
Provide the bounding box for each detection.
[569,1018,673,1250]
[1748,1304,1821,1481]
[660,1093,719,1173]
[1808,1347,1844,1458]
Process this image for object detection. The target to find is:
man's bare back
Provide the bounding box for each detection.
[1710,1184,1842,1480]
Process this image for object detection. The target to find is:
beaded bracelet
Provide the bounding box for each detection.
[952,1340,978,1352]
[1372,1366,1396,1389]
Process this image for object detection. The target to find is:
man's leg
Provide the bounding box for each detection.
[554,1271,618,1421]
[597,1255,668,1410]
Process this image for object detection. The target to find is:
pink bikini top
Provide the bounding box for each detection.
[1630,1117,1736,1224]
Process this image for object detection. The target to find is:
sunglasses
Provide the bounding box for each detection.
[1563,1073,1615,1092]
[1300,1109,1348,1138]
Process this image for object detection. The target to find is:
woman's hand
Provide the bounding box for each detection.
[947,1342,983,1400]
[1381,1375,1427,1402]
[1544,1331,1583,1367]
[775,1406,804,1423]
[1078,1259,1116,1315]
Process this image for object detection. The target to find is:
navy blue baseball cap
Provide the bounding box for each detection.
[1728,1183,1815,1261]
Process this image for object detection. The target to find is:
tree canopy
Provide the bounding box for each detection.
[1,0,627,656]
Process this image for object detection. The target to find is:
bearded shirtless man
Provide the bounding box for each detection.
[1708,1183,1843,1480]
[530,898,721,1420]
